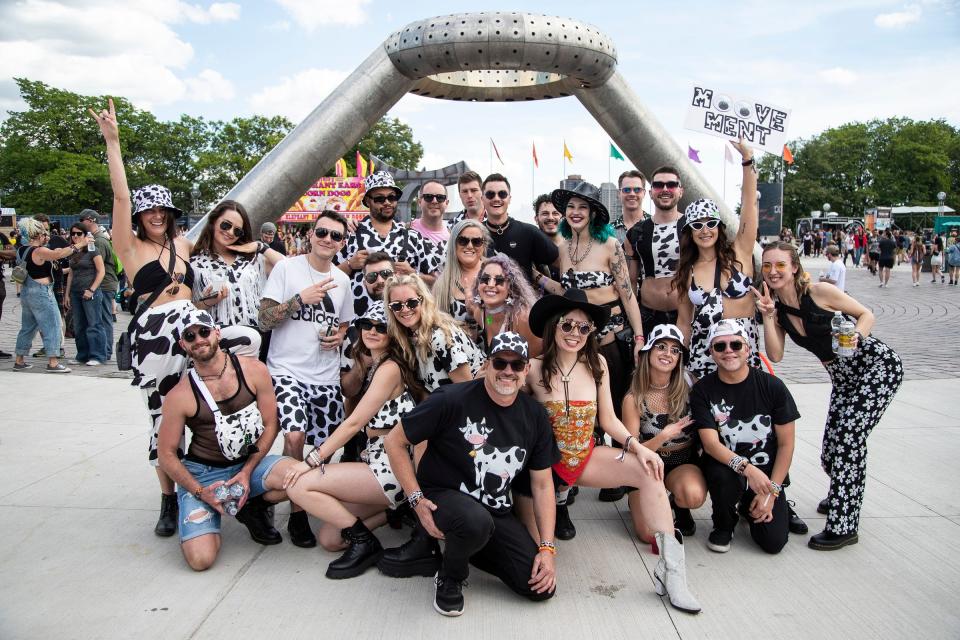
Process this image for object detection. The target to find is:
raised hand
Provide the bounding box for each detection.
[750,282,775,319]
[731,136,752,162]
[88,98,119,143]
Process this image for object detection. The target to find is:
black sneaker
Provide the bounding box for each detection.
[434,573,465,617]
[787,500,808,535]
[0,350,12,359]
[707,529,732,553]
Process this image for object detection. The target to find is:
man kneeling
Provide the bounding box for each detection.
[157,309,298,570]
[384,332,559,617]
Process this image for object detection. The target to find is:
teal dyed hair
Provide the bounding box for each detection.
[559,211,616,243]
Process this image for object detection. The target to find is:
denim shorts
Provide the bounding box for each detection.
[176,454,285,542]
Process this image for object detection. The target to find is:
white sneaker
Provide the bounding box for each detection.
[85,360,103,366]
[68,359,83,365]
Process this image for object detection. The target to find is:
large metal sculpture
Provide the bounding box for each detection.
[199,12,734,235]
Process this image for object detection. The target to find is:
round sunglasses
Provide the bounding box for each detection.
[388,297,423,312]
[182,326,213,343]
[558,319,594,336]
[478,273,507,286]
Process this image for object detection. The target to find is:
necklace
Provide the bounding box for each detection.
[568,233,594,266]
[485,218,511,235]
[649,381,670,390]
[558,357,579,417]
[199,353,229,380]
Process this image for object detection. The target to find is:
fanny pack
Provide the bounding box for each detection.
[190,364,264,461]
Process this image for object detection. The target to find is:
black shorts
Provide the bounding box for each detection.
[878,258,894,269]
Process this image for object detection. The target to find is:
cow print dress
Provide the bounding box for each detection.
[363,389,417,507]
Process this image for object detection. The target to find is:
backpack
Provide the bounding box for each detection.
[11,246,30,285]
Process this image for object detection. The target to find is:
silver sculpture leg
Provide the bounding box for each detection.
[188,46,416,239]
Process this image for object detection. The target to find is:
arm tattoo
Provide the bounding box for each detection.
[610,245,634,301]
[258,297,299,331]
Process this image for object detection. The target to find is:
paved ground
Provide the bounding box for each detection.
[1,257,958,639]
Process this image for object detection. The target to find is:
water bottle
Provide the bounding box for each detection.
[86,232,95,252]
[213,483,246,516]
[831,311,843,355]
[838,320,856,358]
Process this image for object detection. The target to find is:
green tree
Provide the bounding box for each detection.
[345,116,424,175]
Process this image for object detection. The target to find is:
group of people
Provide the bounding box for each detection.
[74,99,904,618]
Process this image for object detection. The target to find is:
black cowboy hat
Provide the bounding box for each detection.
[550,181,610,227]
[529,288,611,338]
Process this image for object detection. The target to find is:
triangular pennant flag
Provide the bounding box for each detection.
[783,145,795,165]
[491,138,504,165]
[687,145,702,164]
[563,141,573,162]
[532,142,539,168]
[609,142,625,161]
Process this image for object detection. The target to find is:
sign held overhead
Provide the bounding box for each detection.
[684,86,792,155]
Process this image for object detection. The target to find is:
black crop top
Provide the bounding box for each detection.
[775,293,851,362]
[132,258,195,296]
[24,247,54,280]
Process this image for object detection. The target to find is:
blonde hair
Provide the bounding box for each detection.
[762,240,810,300]
[627,341,689,423]
[385,273,462,368]
[433,219,491,314]
[23,218,47,241]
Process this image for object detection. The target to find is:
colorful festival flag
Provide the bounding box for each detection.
[783,145,795,165]
[609,143,625,161]
[532,142,539,168]
[687,145,702,164]
[356,151,368,177]
[334,158,346,177]
[563,141,573,163]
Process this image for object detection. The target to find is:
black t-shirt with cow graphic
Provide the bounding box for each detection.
[690,368,800,473]
[402,379,559,513]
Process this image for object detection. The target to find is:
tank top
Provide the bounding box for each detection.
[185,353,257,466]
[775,293,849,362]
[24,247,54,280]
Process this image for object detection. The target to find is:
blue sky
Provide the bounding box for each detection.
[1,0,958,220]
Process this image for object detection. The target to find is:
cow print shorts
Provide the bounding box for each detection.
[272,376,344,446]
[364,435,411,507]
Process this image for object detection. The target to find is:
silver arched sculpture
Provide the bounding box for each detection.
[192,12,734,239]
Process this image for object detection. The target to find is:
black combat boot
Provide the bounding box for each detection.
[235,495,282,545]
[326,519,384,579]
[154,493,178,537]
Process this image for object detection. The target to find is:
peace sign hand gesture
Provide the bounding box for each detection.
[750,281,776,319]
[88,98,119,143]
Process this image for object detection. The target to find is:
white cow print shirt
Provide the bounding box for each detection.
[190,252,267,328]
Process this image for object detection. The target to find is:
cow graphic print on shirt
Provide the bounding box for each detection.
[335,217,434,317]
[459,417,527,511]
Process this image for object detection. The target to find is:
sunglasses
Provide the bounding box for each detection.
[182,326,212,343]
[370,194,399,204]
[478,273,507,286]
[421,193,447,203]
[558,319,594,336]
[388,297,423,312]
[456,236,485,248]
[621,187,645,194]
[653,342,682,356]
[356,319,388,334]
[364,269,394,283]
[712,340,745,353]
[651,180,681,191]
[761,261,791,273]
[490,357,526,372]
[218,220,244,239]
[70,231,86,237]
[314,227,345,242]
[688,219,721,231]
[484,190,510,200]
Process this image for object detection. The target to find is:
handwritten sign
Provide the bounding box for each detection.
[684,86,791,155]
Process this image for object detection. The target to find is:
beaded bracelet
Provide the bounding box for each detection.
[538,541,556,554]
[728,455,747,475]
[407,490,424,508]
[770,481,783,496]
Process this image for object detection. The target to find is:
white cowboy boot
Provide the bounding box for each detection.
[653,530,702,614]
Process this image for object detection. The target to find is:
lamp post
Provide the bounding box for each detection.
[938,191,946,221]
[190,183,200,230]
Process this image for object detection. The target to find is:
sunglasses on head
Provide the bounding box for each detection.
[558,318,594,336]
[621,187,645,194]
[651,180,681,191]
[70,231,86,237]
[364,269,394,283]
[218,220,244,239]
[456,236,485,248]
[421,193,447,203]
[478,273,507,286]
[484,190,510,200]
[388,297,423,312]
[688,219,721,231]
[653,342,682,356]
[712,340,745,353]
[182,326,212,343]
[356,319,388,334]
[490,356,526,372]
[314,227,345,242]
[370,194,399,204]
[761,261,791,273]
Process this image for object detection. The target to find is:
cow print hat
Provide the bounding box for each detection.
[362,171,403,204]
[132,184,184,219]
[640,323,689,363]
[683,198,722,230]
[489,331,529,360]
[179,308,218,335]
[356,300,387,326]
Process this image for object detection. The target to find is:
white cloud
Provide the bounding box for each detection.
[875,4,922,28]
[274,0,371,30]
[819,67,859,85]
[248,68,350,121]
[185,69,235,102]
[178,2,241,24]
